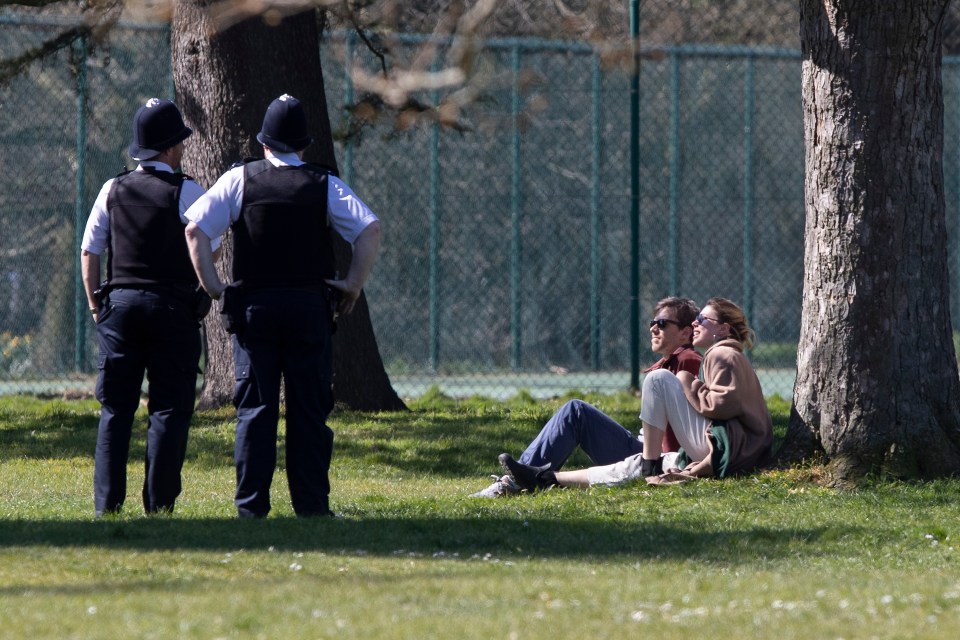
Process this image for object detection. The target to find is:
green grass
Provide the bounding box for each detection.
[1,392,959,638]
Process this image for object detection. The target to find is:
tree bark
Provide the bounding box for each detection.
[34,222,74,374]
[782,0,960,481]
[171,5,405,411]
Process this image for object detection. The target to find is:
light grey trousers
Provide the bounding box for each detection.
[586,369,711,486]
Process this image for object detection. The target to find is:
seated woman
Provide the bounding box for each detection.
[500,297,773,490]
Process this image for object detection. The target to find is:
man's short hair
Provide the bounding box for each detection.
[654,297,700,328]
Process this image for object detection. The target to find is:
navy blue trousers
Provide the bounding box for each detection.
[94,287,201,515]
[231,289,334,518]
[519,399,644,470]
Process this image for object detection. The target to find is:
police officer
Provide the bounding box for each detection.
[80,98,218,516]
[185,94,381,518]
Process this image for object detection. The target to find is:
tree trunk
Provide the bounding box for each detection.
[171,5,405,412]
[781,0,960,481]
[34,222,74,374]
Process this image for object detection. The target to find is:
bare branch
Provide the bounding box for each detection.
[406,0,462,73]
[344,0,498,123]
[329,0,503,142]
[345,5,388,76]
[445,0,496,75]
[350,65,464,107]
[0,0,75,7]
[0,0,123,84]
[206,0,340,32]
[0,25,85,84]
[550,0,577,19]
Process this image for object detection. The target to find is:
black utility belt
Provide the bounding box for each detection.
[219,283,340,335]
[111,283,197,293]
[110,284,198,301]
[105,284,212,321]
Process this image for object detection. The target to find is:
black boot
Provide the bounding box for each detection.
[498,453,558,492]
[640,457,663,477]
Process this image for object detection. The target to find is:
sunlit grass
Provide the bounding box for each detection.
[0,392,958,638]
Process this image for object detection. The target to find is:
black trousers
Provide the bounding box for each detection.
[230,288,335,518]
[93,287,201,515]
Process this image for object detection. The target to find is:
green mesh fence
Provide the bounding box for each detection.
[1,8,958,400]
[0,15,171,395]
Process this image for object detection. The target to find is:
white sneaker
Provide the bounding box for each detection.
[469,475,522,498]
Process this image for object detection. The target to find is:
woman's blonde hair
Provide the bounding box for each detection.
[706,297,756,350]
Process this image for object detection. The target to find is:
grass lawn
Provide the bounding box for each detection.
[0,391,958,639]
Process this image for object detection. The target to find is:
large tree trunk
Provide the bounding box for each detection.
[781,0,960,481]
[171,5,405,411]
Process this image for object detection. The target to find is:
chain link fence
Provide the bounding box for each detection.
[1,14,171,395]
[1,5,958,400]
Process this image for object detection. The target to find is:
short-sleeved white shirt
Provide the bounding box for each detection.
[184,152,378,245]
[81,162,214,255]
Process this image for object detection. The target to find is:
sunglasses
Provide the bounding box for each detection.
[649,318,684,330]
[696,313,721,325]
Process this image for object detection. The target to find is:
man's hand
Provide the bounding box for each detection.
[324,221,381,316]
[324,278,360,315]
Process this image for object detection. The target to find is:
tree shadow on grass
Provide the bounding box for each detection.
[0,516,844,564]
[0,406,549,476]
[0,405,99,461]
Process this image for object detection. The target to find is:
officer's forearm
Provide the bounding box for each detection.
[185,222,225,299]
[344,221,381,293]
[80,250,101,312]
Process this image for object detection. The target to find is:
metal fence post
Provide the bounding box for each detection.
[429,56,441,372]
[590,52,602,370]
[668,51,681,295]
[629,0,641,388]
[73,34,88,372]
[510,44,522,371]
[742,56,756,332]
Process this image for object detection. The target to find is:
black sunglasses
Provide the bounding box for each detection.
[649,318,684,330]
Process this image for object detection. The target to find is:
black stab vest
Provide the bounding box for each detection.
[106,169,198,287]
[232,159,335,289]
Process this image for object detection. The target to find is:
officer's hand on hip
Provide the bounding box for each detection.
[324,278,360,315]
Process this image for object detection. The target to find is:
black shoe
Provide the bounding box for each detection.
[297,510,340,519]
[145,505,174,516]
[95,505,122,519]
[498,453,557,492]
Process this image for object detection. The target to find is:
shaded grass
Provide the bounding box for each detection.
[0,392,959,638]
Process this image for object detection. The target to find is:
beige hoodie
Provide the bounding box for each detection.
[675,339,773,475]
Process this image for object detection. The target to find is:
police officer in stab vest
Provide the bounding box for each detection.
[185,94,381,518]
[81,98,220,516]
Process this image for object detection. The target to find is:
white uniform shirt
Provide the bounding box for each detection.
[184,152,379,245]
[81,161,216,254]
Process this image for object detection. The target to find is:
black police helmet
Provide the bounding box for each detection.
[128,98,192,160]
[256,94,313,153]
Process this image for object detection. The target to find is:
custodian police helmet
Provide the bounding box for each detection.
[127,98,192,161]
[256,94,313,153]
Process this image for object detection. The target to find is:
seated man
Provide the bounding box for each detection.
[472,297,701,497]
